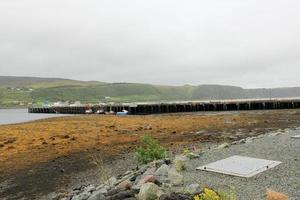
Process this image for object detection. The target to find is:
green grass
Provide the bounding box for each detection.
[135,134,167,164]
[2,76,299,108]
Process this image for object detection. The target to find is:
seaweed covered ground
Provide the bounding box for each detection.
[0,110,300,199]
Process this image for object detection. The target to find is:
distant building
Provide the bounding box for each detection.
[70,101,81,107]
[53,101,69,107]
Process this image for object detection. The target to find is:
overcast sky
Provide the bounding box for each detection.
[0,0,299,88]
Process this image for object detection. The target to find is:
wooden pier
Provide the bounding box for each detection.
[28,98,300,115]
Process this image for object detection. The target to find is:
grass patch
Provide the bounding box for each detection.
[135,134,167,164]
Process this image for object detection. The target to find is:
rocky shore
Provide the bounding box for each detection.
[47,127,299,200]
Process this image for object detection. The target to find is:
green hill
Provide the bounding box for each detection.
[0,76,300,108]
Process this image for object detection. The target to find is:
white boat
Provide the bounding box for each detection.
[85,109,93,114]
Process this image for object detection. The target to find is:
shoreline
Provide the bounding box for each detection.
[1,110,300,199]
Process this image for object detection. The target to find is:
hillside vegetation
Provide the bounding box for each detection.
[1,76,300,108]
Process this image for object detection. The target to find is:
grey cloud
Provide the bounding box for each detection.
[0,0,299,88]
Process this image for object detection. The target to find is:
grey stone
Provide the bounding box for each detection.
[183,183,200,195]
[143,167,156,175]
[110,190,136,200]
[87,191,105,200]
[106,188,123,197]
[155,175,169,185]
[168,168,184,186]
[117,179,133,190]
[97,187,108,195]
[105,176,117,187]
[85,185,96,193]
[245,137,253,143]
[138,183,164,200]
[159,192,190,200]
[216,143,230,149]
[195,130,206,136]
[149,160,165,168]
[155,164,170,177]
[45,192,66,200]
[72,191,91,200]
[123,170,134,176]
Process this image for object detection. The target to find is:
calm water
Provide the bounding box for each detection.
[0,109,69,125]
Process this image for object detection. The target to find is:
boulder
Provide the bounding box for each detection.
[168,168,184,186]
[85,185,96,193]
[155,164,170,177]
[105,177,117,187]
[159,192,190,200]
[149,160,165,168]
[72,191,91,200]
[117,180,133,190]
[142,175,157,183]
[133,175,157,190]
[110,190,136,200]
[138,183,164,200]
[87,191,105,200]
[143,167,157,175]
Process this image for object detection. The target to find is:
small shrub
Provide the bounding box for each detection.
[182,148,190,156]
[89,152,110,183]
[135,134,167,164]
[194,187,237,200]
[194,188,220,200]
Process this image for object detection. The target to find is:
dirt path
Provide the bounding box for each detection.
[0,110,300,199]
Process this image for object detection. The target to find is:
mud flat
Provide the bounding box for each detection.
[0,110,300,199]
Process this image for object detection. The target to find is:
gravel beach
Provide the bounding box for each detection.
[183,129,300,200]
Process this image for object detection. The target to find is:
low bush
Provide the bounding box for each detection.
[135,134,167,164]
[194,187,237,200]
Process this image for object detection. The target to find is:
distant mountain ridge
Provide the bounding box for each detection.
[0,76,300,107]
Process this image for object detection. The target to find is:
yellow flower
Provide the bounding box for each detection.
[199,188,220,200]
[194,194,200,200]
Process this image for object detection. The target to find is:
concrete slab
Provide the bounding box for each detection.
[291,134,300,139]
[196,155,281,177]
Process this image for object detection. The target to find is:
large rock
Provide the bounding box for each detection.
[159,192,190,200]
[155,164,169,177]
[168,168,184,186]
[110,190,136,200]
[87,191,105,200]
[117,179,133,190]
[133,175,157,190]
[105,177,117,187]
[143,175,157,183]
[85,185,96,193]
[149,160,165,168]
[155,164,170,185]
[138,183,164,200]
[72,191,91,200]
[173,156,187,172]
[143,167,157,175]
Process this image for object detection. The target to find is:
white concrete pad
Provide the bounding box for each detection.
[291,134,300,139]
[196,155,281,177]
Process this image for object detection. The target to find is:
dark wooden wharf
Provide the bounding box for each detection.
[28,98,300,115]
